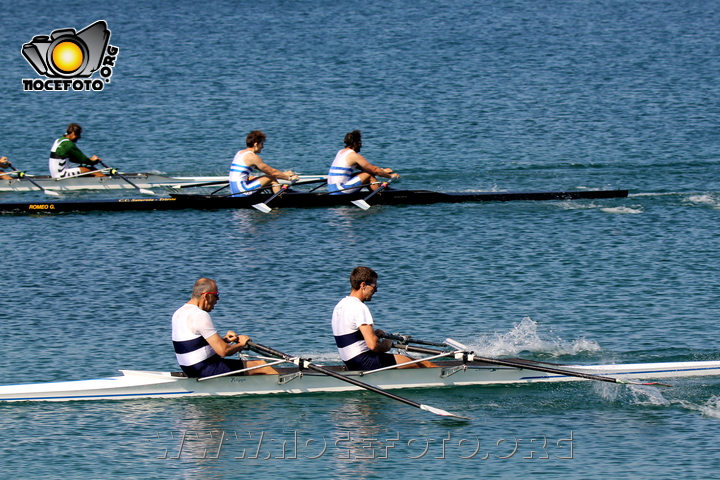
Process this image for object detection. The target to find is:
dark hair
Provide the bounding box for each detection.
[343,130,362,148]
[66,123,82,136]
[350,266,377,290]
[246,130,266,148]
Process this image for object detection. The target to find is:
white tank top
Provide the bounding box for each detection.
[331,296,373,361]
[229,150,254,183]
[48,138,74,178]
[171,304,217,369]
[327,149,355,186]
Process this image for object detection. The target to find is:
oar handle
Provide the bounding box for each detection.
[362,177,394,201]
[381,333,449,347]
[98,161,118,174]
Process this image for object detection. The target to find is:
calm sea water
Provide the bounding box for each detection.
[2,0,720,478]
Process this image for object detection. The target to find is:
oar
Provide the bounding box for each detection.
[225,182,273,198]
[6,163,60,197]
[53,167,113,179]
[383,333,448,347]
[252,179,297,213]
[177,180,230,189]
[351,177,395,210]
[0,168,21,177]
[247,341,469,419]
[386,336,672,388]
[180,176,323,192]
[99,161,155,195]
[211,184,230,195]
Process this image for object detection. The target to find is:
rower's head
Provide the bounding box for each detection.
[65,123,83,142]
[344,130,362,152]
[350,266,378,302]
[246,130,266,152]
[192,277,220,312]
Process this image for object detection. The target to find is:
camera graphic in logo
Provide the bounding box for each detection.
[22,20,110,78]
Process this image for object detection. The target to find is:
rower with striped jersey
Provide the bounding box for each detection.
[327,130,399,195]
[49,123,105,178]
[229,130,298,196]
[172,277,278,378]
[332,266,436,371]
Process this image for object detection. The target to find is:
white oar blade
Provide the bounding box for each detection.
[444,338,470,351]
[139,188,155,196]
[420,404,471,420]
[45,189,61,197]
[351,199,371,210]
[252,203,273,213]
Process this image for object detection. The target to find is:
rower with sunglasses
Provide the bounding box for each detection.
[171,277,278,378]
[0,156,11,179]
[331,266,436,371]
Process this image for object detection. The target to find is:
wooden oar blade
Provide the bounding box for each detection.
[252,202,273,213]
[420,404,471,420]
[351,199,372,210]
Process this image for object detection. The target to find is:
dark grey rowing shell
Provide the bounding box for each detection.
[0,188,629,214]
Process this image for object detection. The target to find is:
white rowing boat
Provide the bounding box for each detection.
[2,358,719,403]
[0,172,327,192]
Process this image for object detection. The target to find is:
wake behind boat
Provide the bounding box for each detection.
[1,358,718,402]
[0,187,629,214]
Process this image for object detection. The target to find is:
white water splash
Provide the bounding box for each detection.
[600,205,644,214]
[673,395,720,418]
[467,317,601,358]
[628,384,671,406]
[555,201,597,211]
[591,381,670,405]
[684,194,720,209]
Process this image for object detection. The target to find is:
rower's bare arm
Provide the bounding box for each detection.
[252,157,296,180]
[351,153,397,179]
[359,324,392,353]
[207,333,246,357]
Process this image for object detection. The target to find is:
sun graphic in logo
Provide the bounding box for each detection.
[51,41,84,73]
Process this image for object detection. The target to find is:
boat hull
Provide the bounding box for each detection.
[0,188,629,214]
[0,173,229,192]
[0,359,717,402]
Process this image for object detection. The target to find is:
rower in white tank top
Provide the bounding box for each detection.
[327,130,400,195]
[228,131,298,196]
[229,150,263,196]
[327,148,364,194]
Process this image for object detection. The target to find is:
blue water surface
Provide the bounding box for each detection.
[1,0,720,478]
